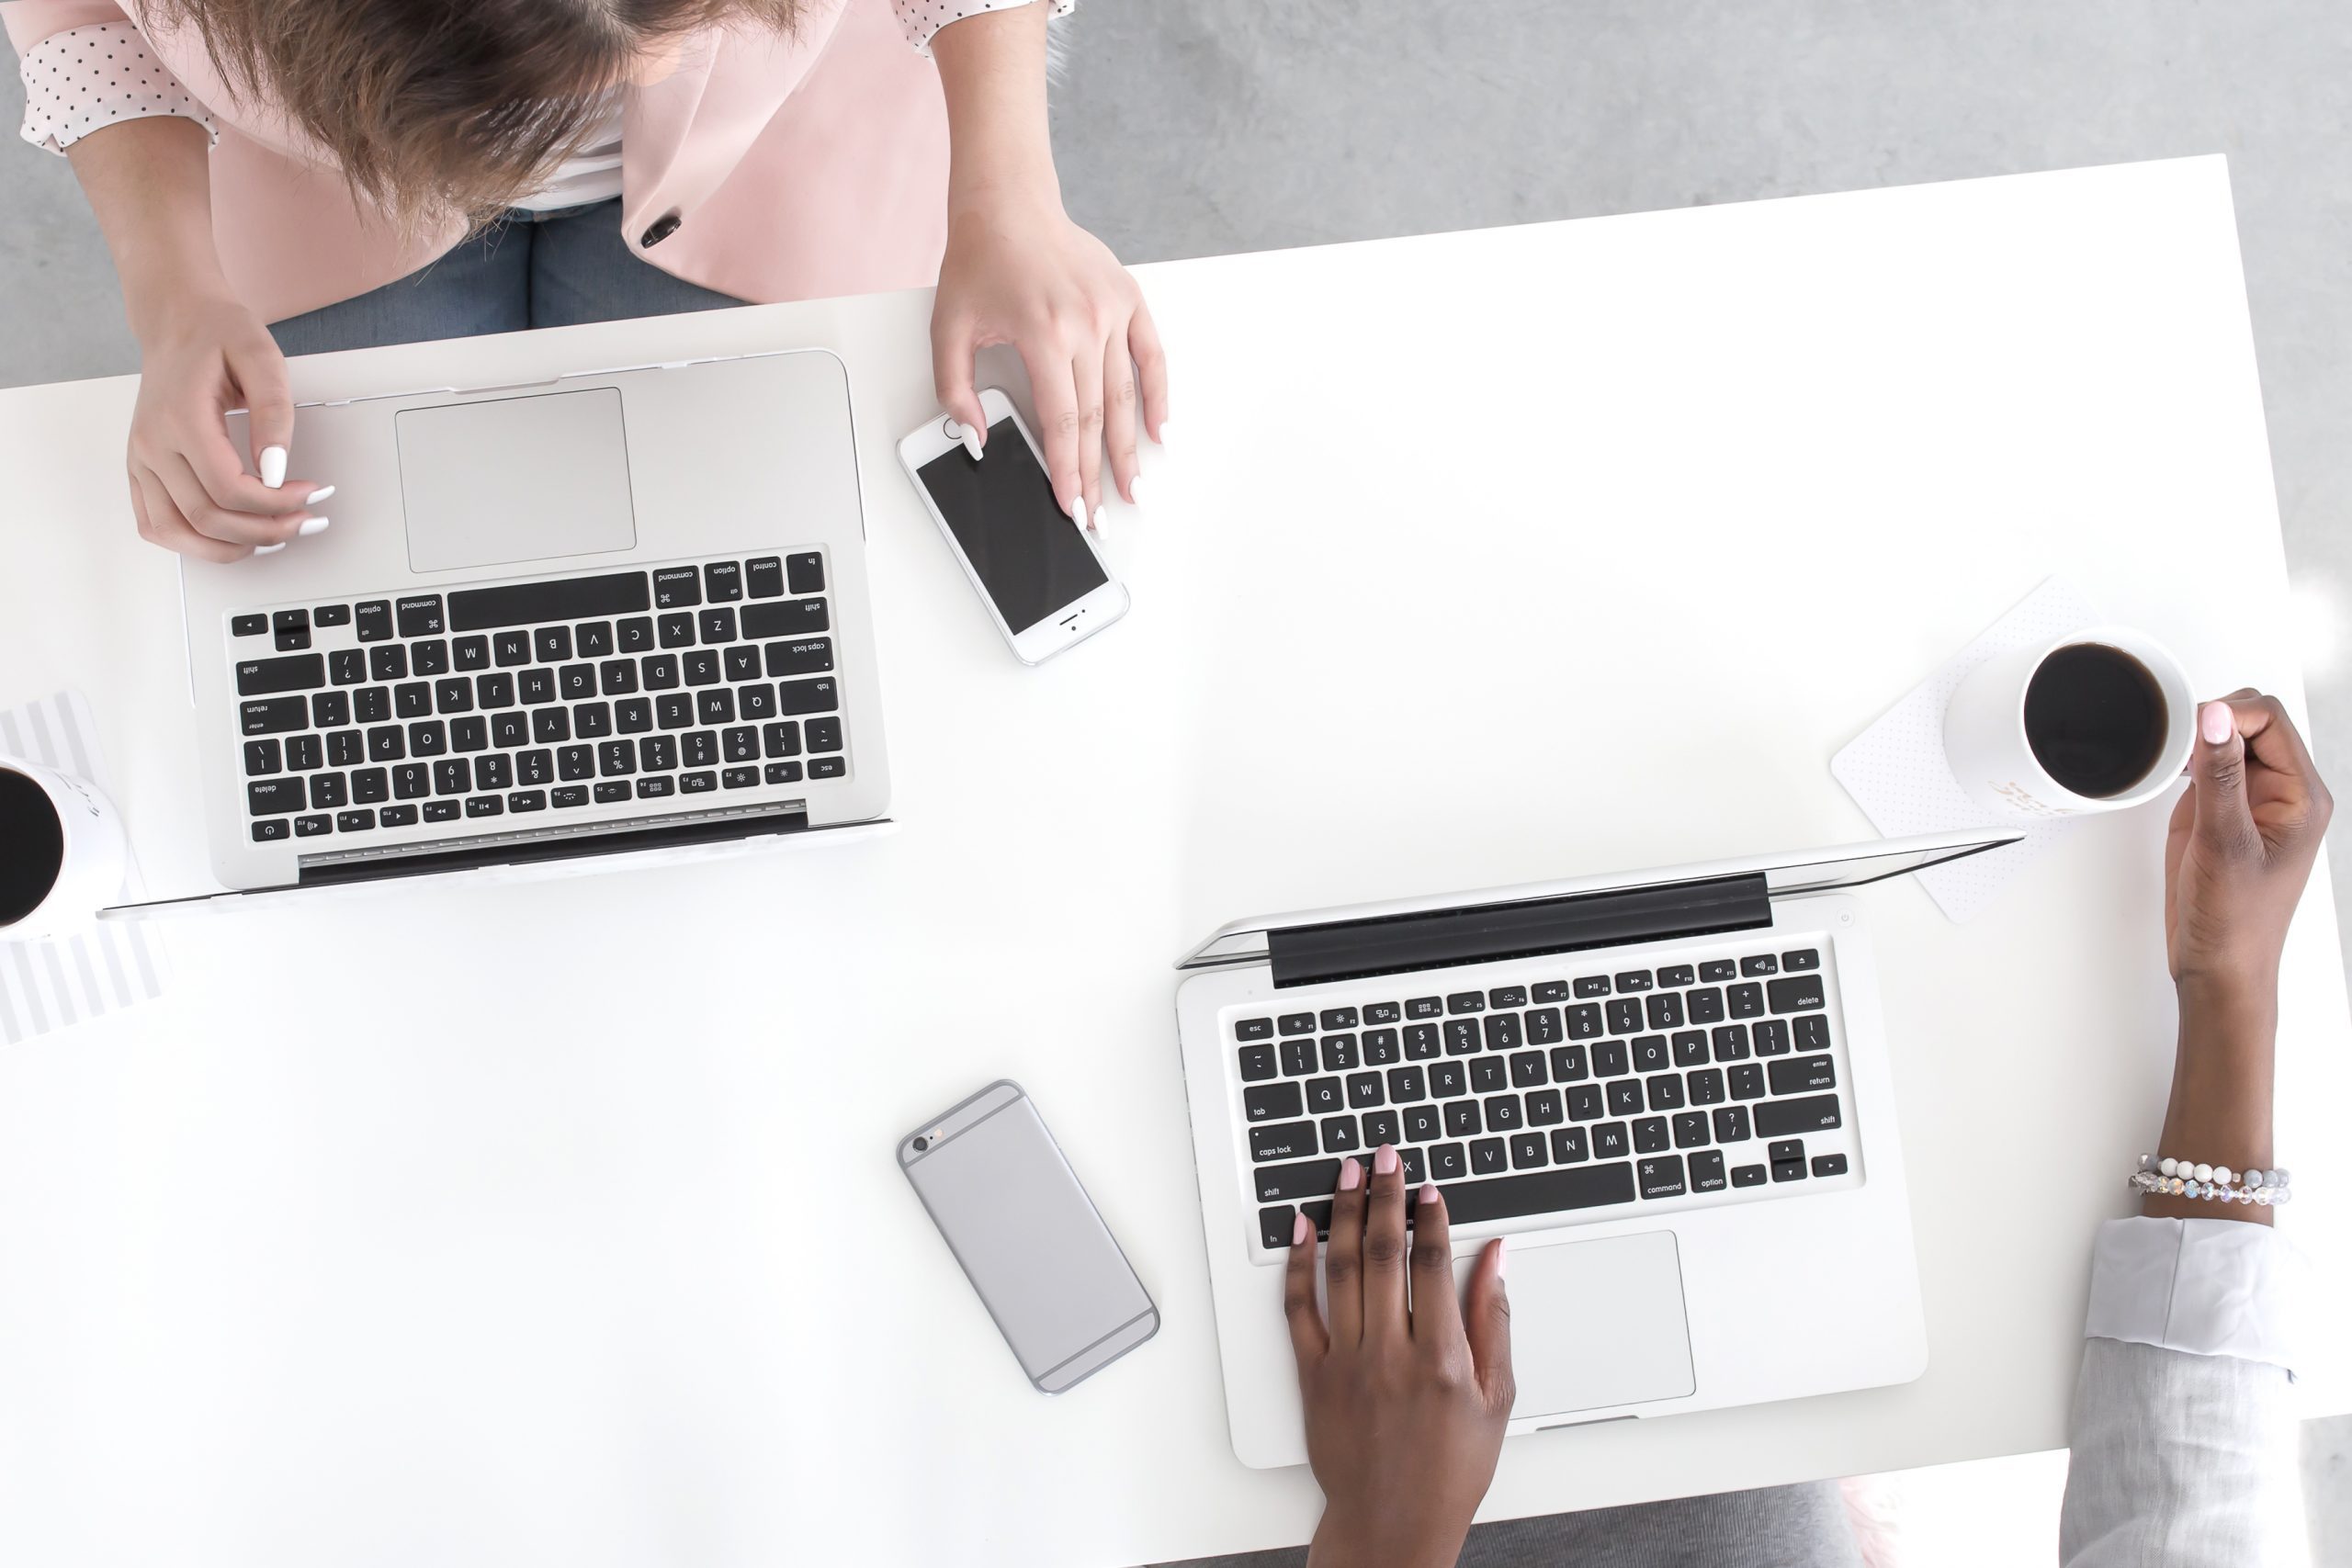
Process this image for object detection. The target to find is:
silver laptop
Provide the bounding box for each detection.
[181,349,890,896]
[1173,829,2017,1469]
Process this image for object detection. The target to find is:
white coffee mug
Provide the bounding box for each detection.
[1941,625,2195,821]
[0,755,129,941]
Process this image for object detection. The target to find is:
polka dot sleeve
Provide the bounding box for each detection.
[17,22,218,155]
[895,0,1075,59]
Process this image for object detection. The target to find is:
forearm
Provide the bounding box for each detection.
[62,116,229,339]
[930,1,1059,218]
[2142,979,2276,1225]
[1309,1515,1468,1568]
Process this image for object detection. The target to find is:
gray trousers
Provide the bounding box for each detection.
[1154,1482,1860,1568]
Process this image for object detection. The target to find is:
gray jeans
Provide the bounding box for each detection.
[269,198,741,355]
[1152,1483,1860,1568]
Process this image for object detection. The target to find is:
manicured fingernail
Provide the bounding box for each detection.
[2199,701,2233,745]
[253,542,286,556]
[1374,1144,1398,1176]
[305,485,335,505]
[1418,1182,1439,1206]
[1293,1211,1311,1246]
[260,446,287,488]
[1154,422,1170,446]
[1338,1157,1362,1191]
[959,423,984,461]
[1494,1239,1509,1280]
[1068,494,1086,528]
[297,515,330,537]
[1092,504,1107,536]
[1128,477,1148,506]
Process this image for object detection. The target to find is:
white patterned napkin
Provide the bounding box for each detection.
[1830,579,2102,923]
[0,691,170,1044]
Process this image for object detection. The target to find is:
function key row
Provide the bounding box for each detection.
[1232,950,1820,1041]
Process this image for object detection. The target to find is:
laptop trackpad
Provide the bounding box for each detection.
[1476,1229,1695,1420]
[396,388,637,573]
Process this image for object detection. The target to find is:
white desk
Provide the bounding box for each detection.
[0,157,2344,1568]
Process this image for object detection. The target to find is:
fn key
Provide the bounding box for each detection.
[786,551,825,594]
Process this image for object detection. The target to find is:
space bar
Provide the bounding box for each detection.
[447,570,650,631]
[1436,1162,1636,1224]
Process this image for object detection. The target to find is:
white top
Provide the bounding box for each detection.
[16,0,1077,168]
[0,159,2343,1568]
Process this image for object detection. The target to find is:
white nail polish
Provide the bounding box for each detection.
[1127,477,1148,507]
[253,542,286,556]
[305,485,335,506]
[1153,422,1170,447]
[1092,504,1107,536]
[260,446,288,489]
[1068,494,1086,528]
[959,425,984,462]
[297,515,331,537]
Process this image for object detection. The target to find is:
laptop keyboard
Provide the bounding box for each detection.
[229,552,848,844]
[1231,942,1854,1251]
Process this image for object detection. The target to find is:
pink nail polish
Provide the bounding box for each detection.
[1293,1211,1311,1246]
[2199,701,2233,745]
[1374,1144,1398,1176]
[1418,1182,1440,1206]
[1493,1239,1510,1280]
[1338,1157,1362,1191]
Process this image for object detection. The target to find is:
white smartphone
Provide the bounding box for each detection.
[898,388,1131,665]
[899,1081,1159,1393]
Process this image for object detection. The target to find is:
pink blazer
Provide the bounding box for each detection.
[1,0,950,321]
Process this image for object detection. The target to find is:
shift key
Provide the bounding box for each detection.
[1754,1094,1843,1137]
[1254,1158,1341,1203]
[235,653,326,695]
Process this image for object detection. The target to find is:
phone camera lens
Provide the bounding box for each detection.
[912,1135,930,1152]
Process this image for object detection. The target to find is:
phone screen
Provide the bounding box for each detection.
[916,418,1108,634]
[904,1088,1156,1392]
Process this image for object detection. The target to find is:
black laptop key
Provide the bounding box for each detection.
[1566,1003,1601,1039]
[1250,1121,1318,1162]
[653,566,701,609]
[1688,987,1724,1024]
[1768,975,1827,1013]
[1487,986,1527,1009]
[243,739,282,776]
[635,776,675,800]
[379,805,417,828]
[1699,959,1736,982]
[1731,1163,1768,1188]
[594,781,631,804]
[295,813,332,837]
[1439,1161,1636,1223]
[1407,997,1444,1019]
[1402,1104,1442,1143]
[576,622,615,658]
[1768,1055,1837,1095]
[1550,1127,1589,1164]
[1606,998,1644,1034]
[365,726,404,763]
[1573,976,1611,998]
[493,630,531,668]
[741,597,829,638]
[1606,1081,1643,1117]
[534,626,573,663]
[531,709,570,745]
[433,759,471,795]
[1687,1067,1725,1105]
[1525,1088,1563,1124]
[1532,981,1570,1004]
[698,607,738,645]
[449,572,648,633]
[1345,1071,1385,1111]
[1741,953,1779,976]
[1645,1074,1685,1111]
[1754,1094,1842,1137]
[719,768,758,790]
[553,784,592,807]
[1671,1031,1709,1068]
[448,717,488,754]
[1633,1117,1670,1155]
[1526,1007,1562,1044]
[1361,1029,1400,1066]
[614,699,652,734]
[232,613,267,637]
[1771,1157,1806,1182]
[696,689,739,728]
[1712,1024,1751,1061]
[241,696,308,735]
[641,657,681,694]
[656,694,694,730]
[395,678,433,716]
[1727,982,1764,1019]
[509,790,548,813]
[1632,1036,1669,1074]
[1307,1077,1347,1116]
[395,595,445,639]
[517,749,552,786]
[368,645,409,682]
[596,740,637,777]
[330,649,366,685]
[1481,1013,1521,1051]
[618,616,655,654]
[1752,1019,1790,1056]
[474,754,512,792]
[1403,1024,1441,1060]
[287,735,323,772]
[1671,1111,1710,1148]
[235,653,325,696]
[246,777,304,816]
[446,637,482,672]
[639,735,678,773]
[1795,1015,1831,1052]
[1811,1153,1849,1179]
[1469,1138,1508,1175]
[1645,992,1683,1031]
[1689,1150,1727,1193]
[272,609,310,651]
[1444,1100,1482,1137]
[1468,1058,1506,1095]
[308,772,347,808]
[683,649,722,687]
[435,678,473,714]
[659,613,695,649]
[1238,1039,1278,1078]
[1320,1034,1359,1073]
[1254,1159,1340,1204]
[1612,970,1653,993]
[786,551,825,594]
[1637,1156,1685,1199]
[740,684,779,720]
[308,691,348,729]
[1429,1062,1466,1099]
[324,731,361,770]
[464,795,503,818]
[1386,1066,1427,1102]
[1364,1002,1403,1024]
[1548,1045,1589,1083]
[1656,964,1694,987]
[336,809,374,832]
[1590,1120,1630,1158]
[573,702,612,739]
[1509,1051,1546,1089]
[598,660,639,696]
[355,687,390,724]
[1782,948,1821,972]
[1593,1040,1629,1077]
[391,763,430,800]
[422,800,460,822]
[353,600,392,641]
[1728,1063,1766,1100]
[701,560,743,603]
[723,727,759,763]
[1713,1105,1751,1143]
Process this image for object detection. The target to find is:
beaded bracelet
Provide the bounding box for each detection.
[2130,1154,2293,1206]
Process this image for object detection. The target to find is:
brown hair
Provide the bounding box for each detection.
[149,0,804,229]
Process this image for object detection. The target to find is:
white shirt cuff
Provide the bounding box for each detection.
[2083,1216,2306,1375]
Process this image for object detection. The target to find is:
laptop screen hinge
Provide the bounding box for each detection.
[297,800,809,887]
[1264,873,1772,988]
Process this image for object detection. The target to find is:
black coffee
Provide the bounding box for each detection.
[2022,643,2168,798]
[1,770,66,927]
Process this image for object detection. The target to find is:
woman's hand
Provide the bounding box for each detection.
[127,288,329,562]
[2164,691,2332,1001]
[1285,1148,1512,1568]
[928,2,1168,534]
[932,198,1166,531]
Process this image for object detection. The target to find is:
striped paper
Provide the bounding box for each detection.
[0,691,169,1044]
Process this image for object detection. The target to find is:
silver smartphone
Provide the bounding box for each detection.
[899,1080,1159,1393]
